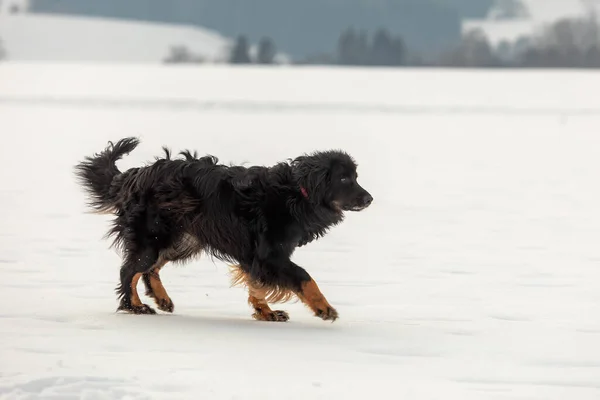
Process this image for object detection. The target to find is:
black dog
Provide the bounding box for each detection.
[75,137,372,322]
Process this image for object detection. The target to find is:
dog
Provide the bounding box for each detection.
[74,137,373,322]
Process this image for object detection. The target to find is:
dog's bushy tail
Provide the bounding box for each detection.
[74,137,140,213]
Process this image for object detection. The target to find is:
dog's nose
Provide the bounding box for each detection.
[362,193,373,207]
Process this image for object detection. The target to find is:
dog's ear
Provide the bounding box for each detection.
[291,155,330,203]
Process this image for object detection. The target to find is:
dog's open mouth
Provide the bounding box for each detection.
[347,205,367,212]
[333,201,370,213]
[339,203,368,212]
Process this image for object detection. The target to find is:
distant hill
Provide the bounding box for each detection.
[0,13,232,63]
[28,0,494,60]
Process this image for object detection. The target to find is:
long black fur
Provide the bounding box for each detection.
[75,137,373,319]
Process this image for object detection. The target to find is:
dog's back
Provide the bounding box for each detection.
[74,138,221,215]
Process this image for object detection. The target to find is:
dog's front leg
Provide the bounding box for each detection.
[293,275,338,322]
[251,255,338,322]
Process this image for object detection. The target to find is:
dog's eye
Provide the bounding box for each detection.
[340,177,349,183]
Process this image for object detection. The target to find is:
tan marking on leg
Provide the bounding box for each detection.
[117,270,156,314]
[296,279,338,321]
[229,264,294,303]
[229,265,290,322]
[248,287,275,320]
[247,286,289,321]
[146,259,174,312]
[247,287,273,313]
[130,272,143,307]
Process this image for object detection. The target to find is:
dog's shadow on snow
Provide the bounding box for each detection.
[112,310,342,334]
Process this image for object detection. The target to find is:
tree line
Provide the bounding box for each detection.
[164,36,278,65]
[327,14,600,68]
[164,28,408,66]
[0,37,6,61]
[5,11,596,68]
[163,12,600,69]
[435,13,600,68]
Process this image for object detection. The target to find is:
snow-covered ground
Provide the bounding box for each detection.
[0,13,231,63]
[0,13,290,64]
[0,63,599,399]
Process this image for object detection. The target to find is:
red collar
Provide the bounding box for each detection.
[300,186,308,199]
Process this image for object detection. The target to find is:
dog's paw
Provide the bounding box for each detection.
[252,310,290,322]
[315,306,338,322]
[117,303,157,315]
[156,297,174,313]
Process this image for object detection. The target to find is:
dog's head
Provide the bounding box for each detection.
[292,150,373,212]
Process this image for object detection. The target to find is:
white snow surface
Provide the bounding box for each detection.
[520,0,592,22]
[0,13,231,63]
[0,63,599,399]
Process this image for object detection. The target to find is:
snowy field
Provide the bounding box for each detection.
[0,13,231,63]
[1,63,599,399]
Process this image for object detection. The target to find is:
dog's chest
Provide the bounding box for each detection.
[272,223,304,254]
[263,200,308,251]
[286,224,304,244]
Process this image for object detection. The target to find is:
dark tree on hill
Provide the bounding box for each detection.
[338,28,361,65]
[230,35,252,64]
[164,45,192,63]
[438,28,499,67]
[391,37,407,65]
[337,27,406,66]
[371,29,406,66]
[337,28,354,65]
[370,29,393,65]
[163,45,205,63]
[356,30,369,65]
[257,37,277,64]
[585,45,600,67]
[338,28,374,65]
[0,38,6,61]
[518,14,600,68]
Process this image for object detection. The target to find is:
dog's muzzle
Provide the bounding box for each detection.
[348,192,373,211]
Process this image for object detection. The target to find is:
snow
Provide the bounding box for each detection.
[0,13,231,63]
[461,19,537,46]
[520,0,591,22]
[1,63,600,399]
[0,0,30,14]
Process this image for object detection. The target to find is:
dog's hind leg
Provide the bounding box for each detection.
[142,258,174,313]
[247,285,290,322]
[116,248,160,314]
[230,265,290,322]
